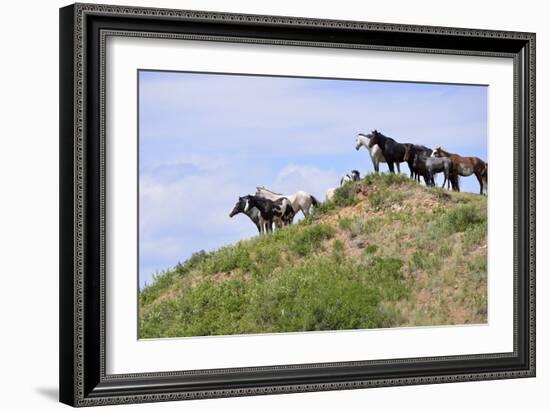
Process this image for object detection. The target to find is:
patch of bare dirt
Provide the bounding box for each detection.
[208,269,251,284]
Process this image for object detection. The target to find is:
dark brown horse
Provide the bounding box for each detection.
[432,147,487,194]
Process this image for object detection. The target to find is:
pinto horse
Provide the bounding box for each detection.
[431,147,487,194]
[230,195,294,235]
[365,130,409,174]
[340,170,361,186]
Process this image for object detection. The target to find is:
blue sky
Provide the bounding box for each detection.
[139,70,487,288]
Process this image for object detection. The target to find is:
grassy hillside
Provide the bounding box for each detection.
[139,173,487,338]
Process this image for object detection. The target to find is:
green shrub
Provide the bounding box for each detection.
[332,239,345,253]
[139,269,179,306]
[332,182,359,207]
[312,201,335,215]
[339,216,383,238]
[139,255,409,338]
[365,244,379,254]
[463,223,487,246]
[438,204,486,234]
[338,217,354,231]
[332,239,345,262]
[362,172,412,187]
[200,242,253,274]
[290,224,335,257]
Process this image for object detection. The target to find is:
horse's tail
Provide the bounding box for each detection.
[310,195,320,207]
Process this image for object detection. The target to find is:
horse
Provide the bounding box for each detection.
[431,147,487,194]
[340,170,360,186]
[365,130,409,174]
[255,186,319,217]
[411,154,453,188]
[325,187,337,202]
[355,133,392,173]
[402,143,433,180]
[229,197,263,233]
[230,195,294,235]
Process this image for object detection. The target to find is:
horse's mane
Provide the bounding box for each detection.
[372,129,395,142]
[436,147,455,156]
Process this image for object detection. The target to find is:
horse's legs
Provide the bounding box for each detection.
[421,173,429,186]
[451,173,460,192]
[388,162,395,173]
[475,172,484,195]
[396,162,401,174]
[261,218,270,234]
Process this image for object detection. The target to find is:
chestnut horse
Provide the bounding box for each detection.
[431,147,487,195]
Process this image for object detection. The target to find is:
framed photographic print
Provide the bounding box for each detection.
[59,3,536,407]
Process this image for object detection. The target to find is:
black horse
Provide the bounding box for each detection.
[402,143,433,180]
[366,130,409,174]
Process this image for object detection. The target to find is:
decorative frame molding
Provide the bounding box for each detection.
[60,3,535,407]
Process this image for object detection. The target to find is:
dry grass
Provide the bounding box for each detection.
[310,179,487,326]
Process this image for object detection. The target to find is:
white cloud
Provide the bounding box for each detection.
[140,73,487,159]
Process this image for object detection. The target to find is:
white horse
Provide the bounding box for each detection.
[256,186,319,217]
[325,187,337,202]
[355,133,400,173]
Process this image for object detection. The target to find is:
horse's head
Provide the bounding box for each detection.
[356,133,368,150]
[366,130,382,148]
[351,170,360,180]
[432,146,444,158]
[229,196,250,217]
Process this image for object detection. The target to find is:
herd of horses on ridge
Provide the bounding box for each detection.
[229,130,488,235]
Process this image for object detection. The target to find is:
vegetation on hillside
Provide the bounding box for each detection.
[139,173,487,338]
